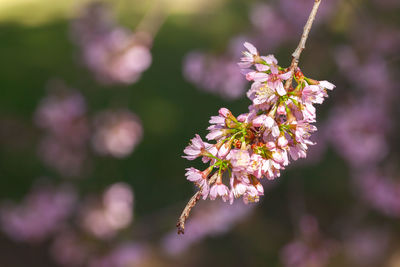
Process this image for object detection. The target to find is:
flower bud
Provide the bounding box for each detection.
[294,68,304,80]
[219,108,232,118]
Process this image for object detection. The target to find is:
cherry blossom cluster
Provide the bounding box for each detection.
[183,42,335,204]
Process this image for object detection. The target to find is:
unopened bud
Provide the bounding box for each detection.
[219,108,231,118]
[294,68,304,80]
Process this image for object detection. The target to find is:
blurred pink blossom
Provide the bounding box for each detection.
[354,169,400,217]
[280,215,336,267]
[34,83,90,177]
[79,183,134,239]
[249,1,335,51]
[183,51,246,99]
[326,100,389,168]
[335,46,394,104]
[249,3,293,49]
[34,88,87,139]
[92,109,143,158]
[278,0,336,28]
[38,136,89,177]
[0,182,77,242]
[71,2,152,85]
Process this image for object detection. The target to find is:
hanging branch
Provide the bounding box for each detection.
[177,0,323,235]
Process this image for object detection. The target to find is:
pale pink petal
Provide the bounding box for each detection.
[264,116,275,128]
[319,80,335,90]
[255,64,269,71]
[253,73,269,82]
[252,115,268,127]
[206,130,223,141]
[191,135,203,149]
[243,42,257,55]
[219,108,231,117]
[209,116,225,125]
[279,71,292,80]
[276,82,286,96]
[262,55,278,65]
[218,142,231,158]
[183,147,199,155]
[271,125,280,137]
[238,62,252,68]
[270,65,279,74]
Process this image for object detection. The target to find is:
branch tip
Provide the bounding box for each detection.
[285,0,322,90]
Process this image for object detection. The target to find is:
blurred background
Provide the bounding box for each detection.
[0,0,399,266]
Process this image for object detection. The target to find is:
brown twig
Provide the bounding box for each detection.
[176,172,218,234]
[284,0,322,90]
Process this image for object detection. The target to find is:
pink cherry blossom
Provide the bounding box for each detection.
[318,80,335,90]
[302,85,325,104]
[230,178,249,198]
[185,168,206,184]
[183,134,215,161]
[210,183,230,202]
[253,65,291,96]
[247,154,269,179]
[247,82,279,106]
[277,135,289,148]
[229,149,251,172]
[238,42,259,68]
[253,114,281,138]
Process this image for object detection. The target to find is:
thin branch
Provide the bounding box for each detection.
[176,173,218,234]
[285,0,322,90]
